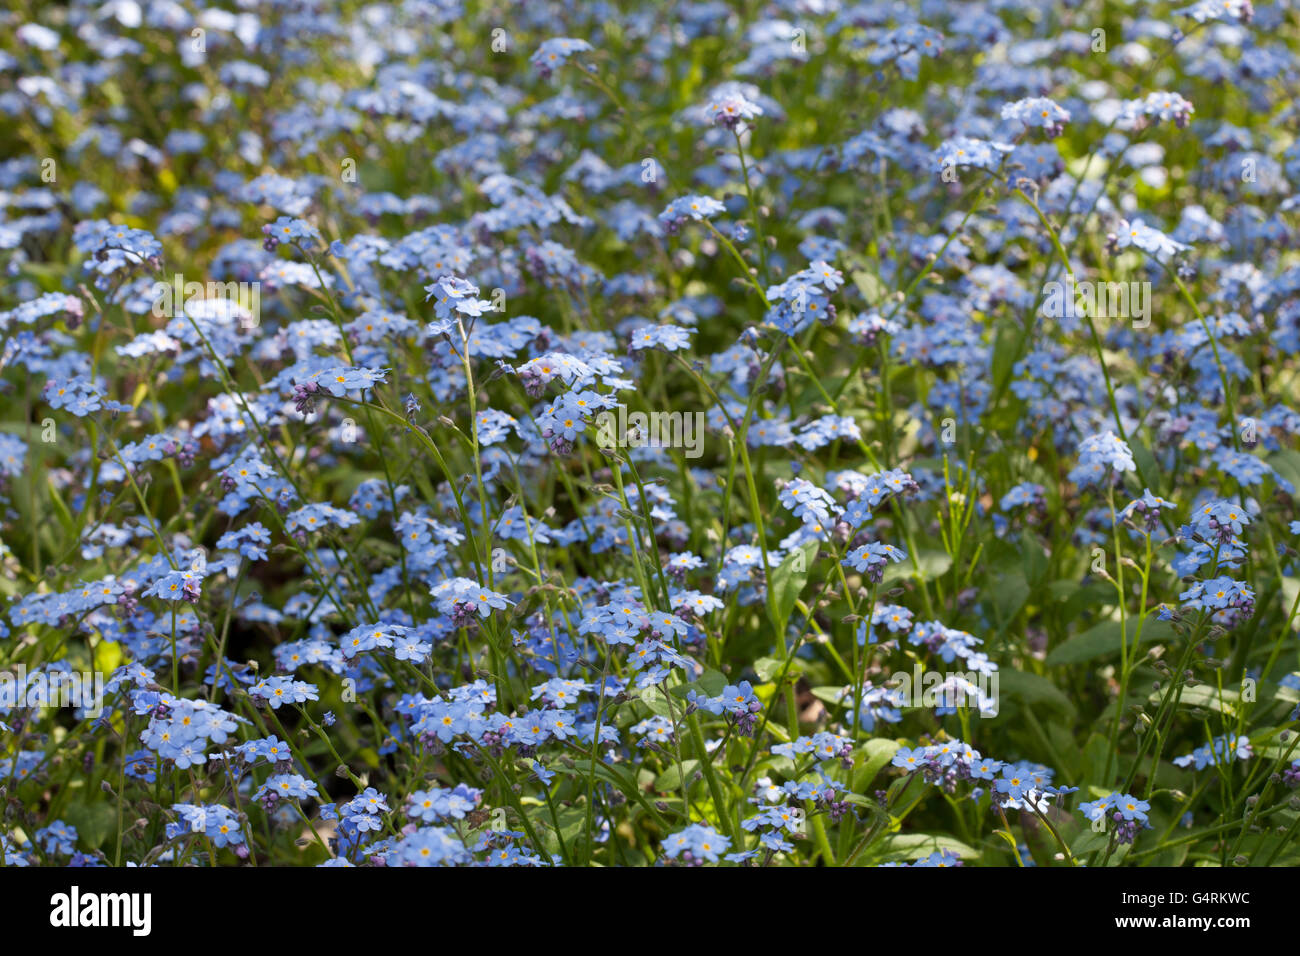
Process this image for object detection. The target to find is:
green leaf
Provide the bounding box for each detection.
[1080,732,1112,783]
[1047,580,1079,600]
[654,759,700,792]
[669,669,727,700]
[552,806,591,850]
[61,800,117,850]
[810,685,843,704]
[1053,580,1116,622]
[564,759,670,828]
[990,324,1021,395]
[1280,576,1300,629]
[852,738,901,792]
[991,567,1031,626]
[1070,828,1109,857]
[1130,439,1159,491]
[770,541,817,635]
[754,655,801,683]
[851,270,886,306]
[1267,449,1300,492]
[1274,679,1300,705]
[883,548,951,585]
[93,637,122,675]
[996,667,1076,718]
[992,828,1025,862]
[873,832,978,862]
[1046,615,1175,666]
[46,478,76,536]
[639,685,671,717]
[1145,843,1191,866]
[1153,683,1241,716]
[1021,531,1048,586]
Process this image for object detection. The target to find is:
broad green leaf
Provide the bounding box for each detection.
[654,759,700,793]
[851,270,886,306]
[852,738,901,792]
[991,567,1030,625]
[1274,679,1300,704]
[639,685,671,717]
[990,324,1021,396]
[1070,828,1109,857]
[754,656,802,683]
[1145,843,1191,866]
[1080,733,1112,783]
[1267,449,1300,492]
[93,637,122,675]
[874,833,978,862]
[1020,531,1048,586]
[811,685,847,705]
[1046,616,1175,666]
[883,548,951,585]
[996,667,1076,718]
[1151,683,1241,716]
[770,541,818,635]
[669,668,728,700]
[61,800,117,850]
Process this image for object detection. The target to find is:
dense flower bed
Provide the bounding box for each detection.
[2,0,1300,867]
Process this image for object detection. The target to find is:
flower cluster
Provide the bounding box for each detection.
[2,0,1298,875]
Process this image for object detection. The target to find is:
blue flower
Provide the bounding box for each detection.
[659,195,726,226]
[530,37,593,76]
[663,824,730,863]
